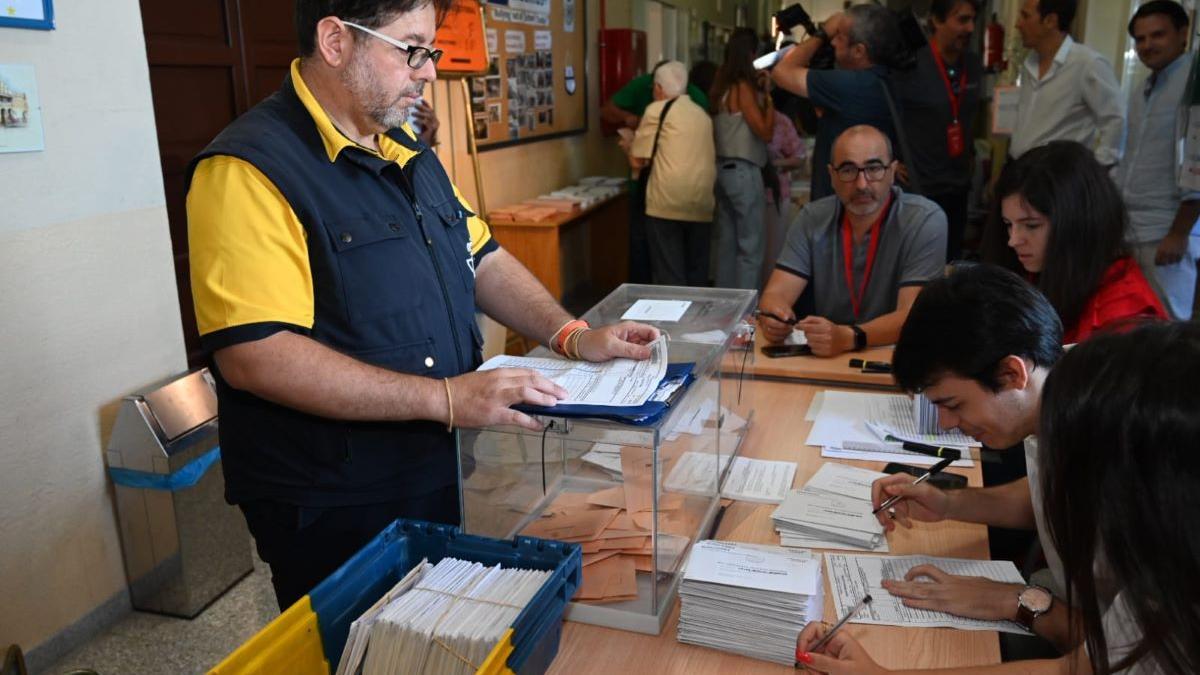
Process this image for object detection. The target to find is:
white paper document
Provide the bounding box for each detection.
[678,329,728,344]
[804,462,887,501]
[664,450,733,495]
[775,489,884,535]
[822,446,972,468]
[683,540,821,596]
[621,299,691,322]
[825,554,1032,634]
[866,396,977,447]
[478,335,667,407]
[720,457,797,504]
[806,391,975,467]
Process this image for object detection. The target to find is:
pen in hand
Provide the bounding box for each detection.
[872,456,955,515]
[796,594,873,666]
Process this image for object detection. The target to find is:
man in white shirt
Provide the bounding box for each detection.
[1118,0,1199,320]
[1009,0,1125,167]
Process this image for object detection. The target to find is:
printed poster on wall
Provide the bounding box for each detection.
[0,64,44,153]
[563,0,576,32]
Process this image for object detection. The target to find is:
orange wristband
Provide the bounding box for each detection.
[552,319,589,355]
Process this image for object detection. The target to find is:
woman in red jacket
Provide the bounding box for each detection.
[981,141,1166,343]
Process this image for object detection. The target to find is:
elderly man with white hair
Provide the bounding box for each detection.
[624,60,716,286]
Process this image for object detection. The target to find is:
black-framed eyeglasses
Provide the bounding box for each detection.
[343,21,443,69]
[832,161,891,183]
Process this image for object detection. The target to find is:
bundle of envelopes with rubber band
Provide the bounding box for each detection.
[344,557,551,675]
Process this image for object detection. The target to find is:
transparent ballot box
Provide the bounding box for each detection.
[458,285,758,634]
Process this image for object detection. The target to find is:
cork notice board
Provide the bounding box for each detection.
[467,0,587,149]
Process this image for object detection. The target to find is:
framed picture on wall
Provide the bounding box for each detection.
[0,64,46,153]
[0,0,55,30]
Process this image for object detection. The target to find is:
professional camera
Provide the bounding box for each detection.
[772,2,920,72]
[773,3,835,70]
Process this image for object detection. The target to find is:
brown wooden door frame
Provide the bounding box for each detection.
[139,0,296,366]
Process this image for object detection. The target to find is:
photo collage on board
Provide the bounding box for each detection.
[471,47,555,142]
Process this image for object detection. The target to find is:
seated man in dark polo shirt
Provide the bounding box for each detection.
[185,0,658,610]
[757,125,946,355]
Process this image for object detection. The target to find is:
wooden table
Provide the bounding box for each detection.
[488,192,629,302]
[741,329,898,389]
[549,379,998,674]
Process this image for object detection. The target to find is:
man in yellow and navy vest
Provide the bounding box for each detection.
[186,0,659,610]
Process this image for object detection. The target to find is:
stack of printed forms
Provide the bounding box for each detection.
[771,462,890,552]
[337,557,550,675]
[678,540,824,665]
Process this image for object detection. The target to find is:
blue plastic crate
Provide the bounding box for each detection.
[309,519,581,674]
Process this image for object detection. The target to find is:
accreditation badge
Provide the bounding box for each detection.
[946,120,965,158]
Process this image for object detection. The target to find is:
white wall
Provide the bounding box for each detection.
[0,0,187,660]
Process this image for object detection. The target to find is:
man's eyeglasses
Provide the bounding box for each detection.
[832,161,891,183]
[343,21,443,69]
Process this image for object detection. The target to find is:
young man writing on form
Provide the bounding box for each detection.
[816,265,1082,657]
[795,316,1200,675]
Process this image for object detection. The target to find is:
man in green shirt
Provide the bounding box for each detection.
[601,67,710,130]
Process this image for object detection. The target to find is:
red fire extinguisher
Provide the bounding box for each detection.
[984,13,1007,73]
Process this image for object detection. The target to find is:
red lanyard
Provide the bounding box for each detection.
[929,40,968,121]
[841,194,893,319]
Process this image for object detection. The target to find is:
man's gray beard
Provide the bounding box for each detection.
[845,196,882,217]
[343,50,416,130]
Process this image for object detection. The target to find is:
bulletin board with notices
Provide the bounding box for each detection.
[467,0,587,149]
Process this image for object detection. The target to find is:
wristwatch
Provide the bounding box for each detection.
[1015,585,1053,631]
[849,324,867,351]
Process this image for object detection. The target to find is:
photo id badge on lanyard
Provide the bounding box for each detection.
[930,41,968,159]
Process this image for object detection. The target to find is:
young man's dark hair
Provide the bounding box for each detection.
[1036,0,1077,32]
[1127,0,1190,37]
[295,0,452,57]
[929,0,981,22]
[893,263,1064,392]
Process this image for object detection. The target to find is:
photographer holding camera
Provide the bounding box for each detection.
[771,4,904,200]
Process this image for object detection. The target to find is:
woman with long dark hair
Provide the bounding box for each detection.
[710,28,773,290]
[794,321,1200,674]
[980,141,1165,343]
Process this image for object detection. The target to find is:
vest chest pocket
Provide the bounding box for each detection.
[322,216,426,323]
[432,199,478,294]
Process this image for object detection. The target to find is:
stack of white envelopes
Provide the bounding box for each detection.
[341,557,550,675]
[771,463,889,551]
[677,540,824,665]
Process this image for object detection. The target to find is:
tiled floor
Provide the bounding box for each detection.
[40,556,279,675]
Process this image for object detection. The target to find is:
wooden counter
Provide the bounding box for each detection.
[549,379,997,674]
[488,192,630,303]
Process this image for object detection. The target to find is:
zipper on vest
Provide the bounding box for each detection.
[395,167,466,374]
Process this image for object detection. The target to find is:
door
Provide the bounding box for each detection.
[139,0,296,366]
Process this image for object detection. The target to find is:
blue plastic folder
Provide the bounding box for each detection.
[513,362,696,426]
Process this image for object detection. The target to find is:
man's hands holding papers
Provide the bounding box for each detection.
[880,565,1024,622]
[795,622,885,675]
[871,473,952,532]
[575,321,660,362]
[449,369,568,431]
